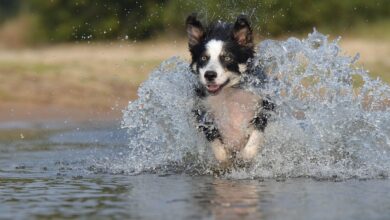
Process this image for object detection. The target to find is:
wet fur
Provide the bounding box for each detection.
[187,14,274,164]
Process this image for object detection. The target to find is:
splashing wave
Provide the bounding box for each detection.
[118,31,389,179]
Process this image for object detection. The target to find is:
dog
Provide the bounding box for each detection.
[186,14,274,164]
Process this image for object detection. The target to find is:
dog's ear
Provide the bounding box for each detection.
[186,13,204,48]
[233,15,253,47]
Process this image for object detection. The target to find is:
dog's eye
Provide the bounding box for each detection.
[224,56,231,62]
[201,56,207,61]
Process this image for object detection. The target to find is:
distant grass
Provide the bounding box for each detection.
[125,59,162,84]
[0,88,13,100]
[0,42,177,111]
[340,23,390,84]
[351,61,390,85]
[0,61,62,75]
[367,62,390,83]
[345,20,390,40]
[0,35,387,116]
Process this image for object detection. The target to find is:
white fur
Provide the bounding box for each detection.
[199,40,229,86]
[196,40,263,162]
[240,130,264,161]
[211,139,228,162]
[204,88,261,151]
[207,40,223,62]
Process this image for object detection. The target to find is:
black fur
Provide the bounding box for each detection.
[251,99,275,131]
[187,14,274,142]
[192,107,221,141]
[186,14,254,77]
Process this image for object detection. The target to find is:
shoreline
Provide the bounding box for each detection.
[0,37,388,125]
[0,101,126,124]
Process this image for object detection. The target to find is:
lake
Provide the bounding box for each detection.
[0,121,389,220]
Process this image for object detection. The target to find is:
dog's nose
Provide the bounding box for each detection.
[204,71,217,81]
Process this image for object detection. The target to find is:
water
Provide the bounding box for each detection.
[1,31,390,219]
[1,122,389,220]
[121,30,390,179]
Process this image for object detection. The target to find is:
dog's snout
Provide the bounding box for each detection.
[204,71,217,81]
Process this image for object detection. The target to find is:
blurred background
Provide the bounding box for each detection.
[0,0,389,122]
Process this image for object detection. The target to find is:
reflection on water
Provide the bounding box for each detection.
[196,179,262,220]
[0,122,389,219]
[0,176,134,219]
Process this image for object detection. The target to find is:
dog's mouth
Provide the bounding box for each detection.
[206,84,221,93]
[206,79,230,95]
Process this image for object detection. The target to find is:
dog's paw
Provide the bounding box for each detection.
[211,139,229,162]
[239,130,264,161]
[240,144,258,161]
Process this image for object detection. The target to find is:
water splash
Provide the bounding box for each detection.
[119,31,389,179]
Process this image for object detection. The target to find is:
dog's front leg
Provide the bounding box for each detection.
[240,99,274,161]
[240,130,264,161]
[211,139,228,162]
[193,107,228,163]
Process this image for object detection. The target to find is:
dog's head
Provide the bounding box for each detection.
[186,14,254,95]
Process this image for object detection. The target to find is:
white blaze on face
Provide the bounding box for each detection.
[199,40,228,86]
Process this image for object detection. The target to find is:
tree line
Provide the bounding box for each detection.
[0,0,389,43]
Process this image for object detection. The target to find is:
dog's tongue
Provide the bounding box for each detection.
[207,84,220,93]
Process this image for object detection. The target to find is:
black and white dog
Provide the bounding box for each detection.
[186,14,274,164]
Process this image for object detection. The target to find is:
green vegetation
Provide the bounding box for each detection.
[0,0,19,22]
[344,19,390,40]
[0,0,389,43]
[368,62,390,83]
[0,61,62,75]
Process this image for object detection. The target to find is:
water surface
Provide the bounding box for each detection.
[0,122,389,220]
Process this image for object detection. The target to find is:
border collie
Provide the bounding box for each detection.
[186,14,274,164]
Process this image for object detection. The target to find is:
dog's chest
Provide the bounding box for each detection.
[204,88,260,149]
